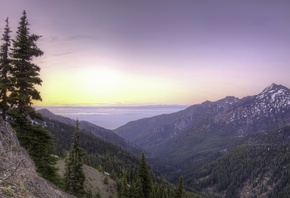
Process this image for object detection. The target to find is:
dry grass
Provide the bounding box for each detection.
[56,159,118,198]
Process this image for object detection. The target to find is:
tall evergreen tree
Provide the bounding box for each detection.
[174,176,184,198]
[0,11,59,184]
[13,120,59,183]
[64,120,85,197]
[120,177,130,198]
[9,10,43,123]
[0,17,12,119]
[138,153,151,198]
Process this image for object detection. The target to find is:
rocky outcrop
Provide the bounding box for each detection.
[0,118,75,198]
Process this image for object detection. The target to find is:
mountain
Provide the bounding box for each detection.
[116,83,290,147]
[0,118,75,198]
[194,126,290,198]
[115,96,239,150]
[115,83,290,182]
[38,109,142,156]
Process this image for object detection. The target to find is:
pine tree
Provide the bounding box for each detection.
[1,11,59,184]
[138,153,151,198]
[135,178,145,198]
[120,177,129,198]
[9,10,43,123]
[174,176,184,198]
[64,120,85,197]
[0,17,12,119]
[13,121,59,182]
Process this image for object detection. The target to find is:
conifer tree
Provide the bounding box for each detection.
[138,153,151,198]
[1,11,58,184]
[0,17,12,119]
[120,177,129,198]
[174,176,184,198]
[135,178,145,198]
[64,120,85,197]
[9,10,43,123]
[13,121,58,182]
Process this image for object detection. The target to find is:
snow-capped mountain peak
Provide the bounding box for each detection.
[256,83,290,102]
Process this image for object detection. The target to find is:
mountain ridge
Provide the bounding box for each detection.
[116,83,290,146]
[115,83,290,186]
[37,108,142,156]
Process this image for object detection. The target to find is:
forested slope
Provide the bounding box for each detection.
[43,117,205,198]
[194,126,290,198]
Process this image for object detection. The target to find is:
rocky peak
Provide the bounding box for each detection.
[218,84,290,136]
[260,83,289,93]
[254,83,290,111]
[256,83,290,101]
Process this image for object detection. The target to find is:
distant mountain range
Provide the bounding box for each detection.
[115,83,290,197]
[116,83,290,150]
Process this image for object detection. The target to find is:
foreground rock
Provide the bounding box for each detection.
[0,118,75,198]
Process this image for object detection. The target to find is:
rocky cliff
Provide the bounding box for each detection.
[0,118,75,198]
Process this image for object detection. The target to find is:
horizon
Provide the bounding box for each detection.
[33,82,284,107]
[1,1,290,106]
[35,82,285,129]
[37,105,189,129]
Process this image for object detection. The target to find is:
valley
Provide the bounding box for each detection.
[38,109,202,197]
[1,2,289,197]
[35,83,290,197]
[2,83,288,197]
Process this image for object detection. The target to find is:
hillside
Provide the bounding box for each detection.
[38,109,142,156]
[0,118,75,198]
[56,159,118,198]
[116,83,290,191]
[115,95,243,152]
[194,126,290,198]
[41,117,141,181]
[41,112,205,198]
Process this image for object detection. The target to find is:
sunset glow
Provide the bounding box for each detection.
[1,1,290,106]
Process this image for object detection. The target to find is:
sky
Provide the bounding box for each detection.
[1,0,290,106]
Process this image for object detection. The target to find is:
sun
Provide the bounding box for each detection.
[78,67,121,97]
[35,64,185,106]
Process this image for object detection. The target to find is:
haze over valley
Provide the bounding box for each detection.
[37,105,188,129]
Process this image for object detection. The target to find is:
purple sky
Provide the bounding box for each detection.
[1,1,290,106]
